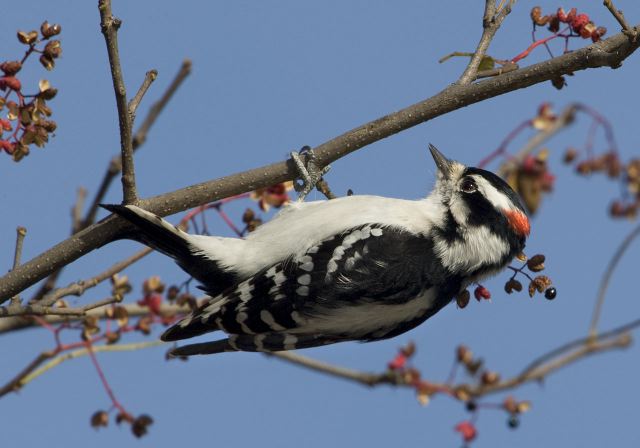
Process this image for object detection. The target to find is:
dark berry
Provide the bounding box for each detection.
[545,287,557,300]
[465,401,477,412]
[508,415,520,429]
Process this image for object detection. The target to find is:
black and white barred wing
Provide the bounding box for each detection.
[163,225,443,355]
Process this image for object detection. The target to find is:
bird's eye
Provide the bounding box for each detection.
[460,177,477,194]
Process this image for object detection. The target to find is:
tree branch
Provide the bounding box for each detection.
[457,0,515,85]
[0,26,638,303]
[589,223,640,335]
[30,61,191,304]
[128,69,157,125]
[603,0,636,37]
[269,317,636,399]
[0,340,164,398]
[98,0,138,205]
[0,303,190,334]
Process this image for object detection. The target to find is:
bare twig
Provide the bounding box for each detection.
[457,0,516,85]
[12,227,27,270]
[0,340,164,397]
[0,303,191,334]
[29,62,191,303]
[603,0,636,38]
[1,26,639,303]
[98,0,138,205]
[128,69,158,124]
[0,247,151,318]
[589,223,640,336]
[40,247,152,307]
[0,296,123,318]
[9,227,27,307]
[83,59,192,228]
[268,351,394,387]
[71,187,87,233]
[268,318,635,399]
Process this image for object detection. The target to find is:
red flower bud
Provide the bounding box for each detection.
[455,421,478,443]
[387,353,407,371]
[474,285,491,301]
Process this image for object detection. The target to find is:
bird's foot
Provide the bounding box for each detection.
[290,146,330,202]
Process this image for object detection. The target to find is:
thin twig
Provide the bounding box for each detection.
[98,0,138,205]
[603,0,635,37]
[268,351,395,386]
[268,317,635,399]
[589,223,640,335]
[29,62,191,303]
[0,303,191,334]
[457,0,516,85]
[83,59,192,228]
[128,69,158,124]
[12,226,27,270]
[38,247,152,307]
[9,227,27,307]
[0,340,163,397]
[71,187,87,233]
[0,295,121,318]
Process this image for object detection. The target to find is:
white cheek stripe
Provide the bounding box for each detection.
[473,175,515,211]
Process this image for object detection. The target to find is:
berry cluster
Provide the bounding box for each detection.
[0,22,62,161]
[531,7,607,42]
[565,149,640,219]
[452,345,532,445]
[455,252,555,309]
[506,253,556,300]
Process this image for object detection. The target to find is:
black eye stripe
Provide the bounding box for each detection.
[463,167,527,214]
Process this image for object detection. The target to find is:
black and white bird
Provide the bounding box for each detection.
[102,145,530,356]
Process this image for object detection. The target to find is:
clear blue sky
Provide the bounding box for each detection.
[2,1,640,446]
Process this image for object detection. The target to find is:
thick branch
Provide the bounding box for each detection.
[98,0,138,204]
[0,26,638,303]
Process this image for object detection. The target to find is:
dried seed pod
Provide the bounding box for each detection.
[456,290,470,308]
[526,254,546,272]
[90,410,109,428]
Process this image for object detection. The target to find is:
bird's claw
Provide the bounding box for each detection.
[290,147,330,202]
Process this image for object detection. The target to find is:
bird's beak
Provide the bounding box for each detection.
[429,144,454,179]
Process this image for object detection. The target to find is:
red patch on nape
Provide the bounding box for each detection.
[503,209,530,237]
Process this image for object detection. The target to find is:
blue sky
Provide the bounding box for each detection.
[2,1,640,446]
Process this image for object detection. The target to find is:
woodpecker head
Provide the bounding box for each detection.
[429,144,530,250]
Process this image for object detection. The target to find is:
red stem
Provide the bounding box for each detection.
[86,340,133,420]
[478,120,532,168]
[510,27,570,63]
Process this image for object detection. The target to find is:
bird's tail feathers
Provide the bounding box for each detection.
[101,204,237,294]
[169,339,236,357]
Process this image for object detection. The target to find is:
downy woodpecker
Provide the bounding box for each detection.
[102,145,530,356]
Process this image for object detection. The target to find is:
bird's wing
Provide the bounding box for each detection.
[162,224,450,345]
